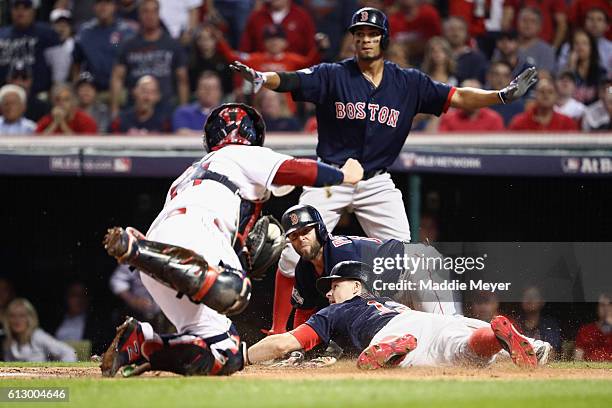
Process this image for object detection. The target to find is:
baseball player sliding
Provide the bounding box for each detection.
[246,261,553,370]
[232,6,538,334]
[100,103,364,377]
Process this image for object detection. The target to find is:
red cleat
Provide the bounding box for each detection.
[357,334,417,370]
[491,315,537,368]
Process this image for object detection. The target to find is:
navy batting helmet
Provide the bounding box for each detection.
[203,103,265,151]
[281,204,328,243]
[316,261,372,295]
[348,7,390,50]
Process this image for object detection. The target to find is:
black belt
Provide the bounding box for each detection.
[197,169,240,194]
[320,160,387,181]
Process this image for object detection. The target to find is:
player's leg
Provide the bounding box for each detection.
[270,185,349,333]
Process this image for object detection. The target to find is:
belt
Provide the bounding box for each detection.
[195,169,240,194]
[320,160,387,181]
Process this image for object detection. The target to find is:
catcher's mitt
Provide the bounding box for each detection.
[245,215,284,280]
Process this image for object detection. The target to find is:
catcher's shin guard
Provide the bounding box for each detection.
[103,227,252,316]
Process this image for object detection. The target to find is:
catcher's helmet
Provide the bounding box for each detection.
[348,7,390,50]
[316,261,372,295]
[281,204,328,244]
[203,103,265,151]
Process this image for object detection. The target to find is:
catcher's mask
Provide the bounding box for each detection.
[281,204,328,244]
[203,103,265,151]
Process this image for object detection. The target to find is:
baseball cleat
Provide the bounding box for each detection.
[356,334,417,370]
[100,317,146,377]
[532,339,553,366]
[103,227,144,262]
[491,315,537,368]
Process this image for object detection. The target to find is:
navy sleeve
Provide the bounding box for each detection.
[305,305,337,346]
[291,63,332,104]
[409,69,453,116]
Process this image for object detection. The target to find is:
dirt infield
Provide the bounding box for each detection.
[1,361,610,380]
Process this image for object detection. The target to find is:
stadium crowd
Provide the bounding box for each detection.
[0,0,610,136]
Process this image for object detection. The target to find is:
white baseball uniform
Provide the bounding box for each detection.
[141,145,292,337]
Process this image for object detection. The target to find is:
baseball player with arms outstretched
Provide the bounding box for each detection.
[232,6,538,334]
[246,261,553,370]
[100,103,364,377]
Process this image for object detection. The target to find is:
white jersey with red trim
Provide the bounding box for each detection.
[150,145,292,241]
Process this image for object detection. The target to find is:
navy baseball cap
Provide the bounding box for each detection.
[11,0,35,7]
[316,261,372,295]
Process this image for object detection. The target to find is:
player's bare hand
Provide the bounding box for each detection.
[230,61,266,94]
[341,158,364,184]
[268,350,305,368]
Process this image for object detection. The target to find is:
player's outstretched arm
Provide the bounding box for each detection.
[247,332,303,364]
[272,158,364,187]
[450,67,538,110]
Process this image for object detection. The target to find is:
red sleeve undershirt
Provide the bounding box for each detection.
[290,323,321,351]
[272,158,317,186]
[442,86,456,114]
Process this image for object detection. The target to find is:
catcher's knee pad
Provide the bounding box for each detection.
[123,237,252,316]
[148,330,244,376]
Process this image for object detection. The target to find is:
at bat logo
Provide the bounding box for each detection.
[335,102,400,128]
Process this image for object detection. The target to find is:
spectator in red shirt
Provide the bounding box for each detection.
[568,0,612,41]
[509,77,578,131]
[449,0,488,39]
[575,293,612,362]
[439,79,505,132]
[388,0,441,61]
[36,83,97,135]
[239,0,316,57]
[502,0,567,49]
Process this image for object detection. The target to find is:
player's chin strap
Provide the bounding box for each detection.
[108,228,251,316]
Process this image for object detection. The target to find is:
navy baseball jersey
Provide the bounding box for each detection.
[291,235,382,310]
[305,295,409,353]
[292,58,454,172]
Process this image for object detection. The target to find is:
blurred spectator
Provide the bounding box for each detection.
[0,278,16,323]
[53,0,96,28]
[448,0,487,39]
[2,298,76,362]
[491,29,530,77]
[487,61,524,126]
[443,16,488,84]
[6,61,51,122]
[559,7,611,77]
[52,281,108,355]
[568,1,612,41]
[172,71,222,135]
[385,41,410,68]
[421,36,457,85]
[418,212,439,243]
[109,264,162,328]
[469,291,499,323]
[159,0,202,43]
[75,72,110,133]
[300,0,356,59]
[575,293,612,362]
[554,71,586,122]
[255,88,301,131]
[582,80,612,131]
[0,84,36,135]
[439,79,505,132]
[502,0,567,49]
[72,0,137,94]
[509,78,578,131]
[240,0,316,57]
[0,0,68,96]
[111,75,171,134]
[36,83,98,135]
[516,286,561,352]
[388,0,441,62]
[116,0,141,26]
[188,24,234,95]
[110,0,189,117]
[560,29,605,105]
[50,8,74,83]
[516,7,556,73]
[207,0,255,48]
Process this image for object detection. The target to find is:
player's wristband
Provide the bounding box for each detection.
[314,162,344,187]
[498,90,507,104]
